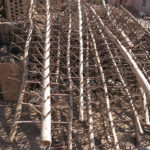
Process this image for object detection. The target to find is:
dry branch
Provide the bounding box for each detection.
[9,0,35,143]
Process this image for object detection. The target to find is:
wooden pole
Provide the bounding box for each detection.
[102,4,150,127]
[140,87,150,125]
[67,0,73,149]
[86,33,96,150]
[93,17,144,135]
[56,4,61,85]
[121,6,150,35]
[78,0,84,121]
[86,13,120,150]
[41,0,51,146]
[55,10,62,142]
[102,116,112,144]
[104,3,150,83]
[9,0,35,143]
[89,5,150,103]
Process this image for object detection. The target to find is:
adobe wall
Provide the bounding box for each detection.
[108,0,150,16]
[4,0,29,21]
[133,0,150,15]
[108,0,131,6]
[0,22,25,46]
[108,0,120,6]
[125,0,150,16]
[0,23,12,45]
[0,0,2,6]
[124,0,133,6]
[0,62,23,101]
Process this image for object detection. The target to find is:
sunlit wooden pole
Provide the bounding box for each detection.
[121,6,150,35]
[86,33,96,150]
[78,0,84,121]
[104,2,150,84]
[55,1,61,142]
[67,0,73,149]
[140,87,150,125]
[9,0,35,143]
[103,3,150,127]
[92,16,144,135]
[41,0,51,146]
[89,5,150,102]
[86,13,120,150]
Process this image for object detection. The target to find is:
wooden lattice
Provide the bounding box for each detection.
[0,0,150,149]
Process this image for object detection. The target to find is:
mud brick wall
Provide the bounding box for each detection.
[0,22,26,47]
[12,23,26,47]
[0,0,2,6]
[0,23,12,45]
[4,0,29,21]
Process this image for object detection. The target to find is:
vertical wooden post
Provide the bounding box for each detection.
[140,87,150,125]
[55,7,62,142]
[93,17,143,135]
[102,2,150,129]
[78,0,84,121]
[67,0,73,149]
[86,33,96,150]
[41,0,51,146]
[9,0,35,143]
[86,13,120,150]
[89,5,150,103]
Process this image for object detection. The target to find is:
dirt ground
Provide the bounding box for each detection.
[0,89,150,150]
[0,98,44,150]
[1,98,150,150]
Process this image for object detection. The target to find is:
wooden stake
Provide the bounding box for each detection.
[89,5,150,103]
[140,87,150,126]
[78,0,84,121]
[9,0,35,143]
[86,33,96,150]
[41,0,51,146]
[55,11,61,142]
[94,18,143,135]
[86,13,120,150]
[103,5,150,128]
[121,6,150,35]
[104,4,150,84]
[67,0,73,149]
